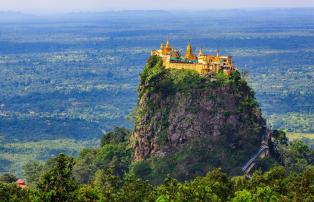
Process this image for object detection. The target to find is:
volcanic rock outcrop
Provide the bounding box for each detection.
[130,56,269,181]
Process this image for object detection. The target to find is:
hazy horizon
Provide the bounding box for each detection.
[0,0,314,14]
[0,8,313,16]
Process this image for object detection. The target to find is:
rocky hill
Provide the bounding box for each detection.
[130,56,269,183]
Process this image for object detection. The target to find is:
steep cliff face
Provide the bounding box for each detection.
[130,56,268,182]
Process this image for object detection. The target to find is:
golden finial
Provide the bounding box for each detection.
[198,47,204,56]
[185,40,194,60]
[186,40,192,51]
[160,41,164,50]
[166,37,170,49]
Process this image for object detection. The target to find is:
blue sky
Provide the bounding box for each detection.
[0,0,313,12]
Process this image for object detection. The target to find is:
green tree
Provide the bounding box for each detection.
[73,149,98,184]
[74,184,100,202]
[100,127,130,147]
[0,182,31,202]
[156,176,179,201]
[232,189,253,202]
[92,168,120,201]
[254,186,274,202]
[116,173,156,202]
[73,127,132,184]
[37,153,78,201]
[279,140,314,173]
[272,130,288,145]
[95,143,132,178]
[23,161,44,187]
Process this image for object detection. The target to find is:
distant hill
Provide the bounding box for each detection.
[0,11,36,22]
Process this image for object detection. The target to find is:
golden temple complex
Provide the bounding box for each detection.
[151,39,236,75]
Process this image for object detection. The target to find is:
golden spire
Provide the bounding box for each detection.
[216,49,220,57]
[160,41,164,50]
[185,40,195,60]
[166,37,170,49]
[162,37,172,54]
[198,48,204,56]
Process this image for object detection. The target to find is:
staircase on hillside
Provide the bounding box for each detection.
[242,130,271,176]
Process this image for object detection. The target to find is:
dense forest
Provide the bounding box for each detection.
[0,127,313,201]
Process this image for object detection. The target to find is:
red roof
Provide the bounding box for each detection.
[16,179,25,184]
[16,179,26,188]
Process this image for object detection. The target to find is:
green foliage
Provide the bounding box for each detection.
[23,161,44,187]
[272,130,289,145]
[74,184,100,202]
[95,144,132,177]
[131,161,152,178]
[169,69,205,92]
[280,140,314,173]
[271,130,314,173]
[3,165,314,201]
[92,169,121,201]
[173,168,231,201]
[37,153,78,201]
[72,149,98,184]
[73,127,132,184]
[216,71,228,83]
[0,182,32,202]
[3,145,314,202]
[115,173,156,202]
[232,189,253,202]
[100,127,131,147]
[139,56,166,93]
